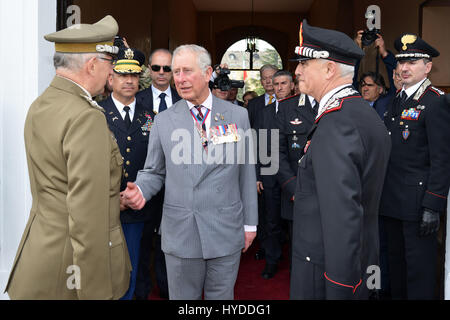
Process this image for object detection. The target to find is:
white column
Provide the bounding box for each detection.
[0,0,56,300]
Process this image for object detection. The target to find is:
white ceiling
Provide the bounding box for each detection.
[192,0,315,12]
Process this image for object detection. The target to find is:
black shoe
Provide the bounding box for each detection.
[254,248,265,260]
[261,263,278,279]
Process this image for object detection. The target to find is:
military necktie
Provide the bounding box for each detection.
[312,100,319,116]
[159,92,167,113]
[123,106,132,129]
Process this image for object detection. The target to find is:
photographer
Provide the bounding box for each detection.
[210,63,244,101]
[353,30,397,119]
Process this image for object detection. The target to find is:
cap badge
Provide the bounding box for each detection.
[124,48,134,60]
[401,34,417,51]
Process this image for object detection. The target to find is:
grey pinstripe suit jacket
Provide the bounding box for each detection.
[135,95,258,259]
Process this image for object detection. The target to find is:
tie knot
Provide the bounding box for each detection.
[159,92,166,99]
[123,106,130,112]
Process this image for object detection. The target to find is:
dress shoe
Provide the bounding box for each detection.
[261,263,278,279]
[254,248,265,260]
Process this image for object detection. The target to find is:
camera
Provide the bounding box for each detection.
[114,35,127,50]
[212,65,244,91]
[361,28,380,47]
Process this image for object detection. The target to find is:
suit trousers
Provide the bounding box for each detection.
[383,216,437,299]
[164,250,241,300]
[120,222,145,300]
[260,185,283,265]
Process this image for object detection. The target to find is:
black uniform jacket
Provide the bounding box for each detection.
[291,86,391,300]
[276,94,316,220]
[380,79,450,221]
[100,96,163,224]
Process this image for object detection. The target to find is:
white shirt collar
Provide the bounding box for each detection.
[111,93,136,120]
[151,85,172,99]
[402,78,427,98]
[307,95,316,108]
[186,91,213,111]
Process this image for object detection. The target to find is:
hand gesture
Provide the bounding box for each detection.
[122,182,146,210]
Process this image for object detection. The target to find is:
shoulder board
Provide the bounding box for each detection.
[279,93,300,103]
[430,86,445,96]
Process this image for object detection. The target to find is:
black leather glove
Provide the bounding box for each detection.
[419,208,440,237]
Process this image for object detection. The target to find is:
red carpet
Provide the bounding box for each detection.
[149,243,290,300]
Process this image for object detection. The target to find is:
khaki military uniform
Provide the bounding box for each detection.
[5,76,131,299]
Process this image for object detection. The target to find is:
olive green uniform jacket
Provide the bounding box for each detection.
[5,76,131,299]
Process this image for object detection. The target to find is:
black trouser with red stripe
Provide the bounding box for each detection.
[382,216,437,299]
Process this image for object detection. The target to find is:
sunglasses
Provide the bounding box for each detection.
[151,64,171,72]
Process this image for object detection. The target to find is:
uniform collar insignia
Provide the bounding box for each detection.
[413,78,431,101]
[298,93,306,107]
[80,94,105,112]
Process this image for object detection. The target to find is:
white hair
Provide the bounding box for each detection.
[53,52,100,71]
[337,62,355,79]
[172,44,211,73]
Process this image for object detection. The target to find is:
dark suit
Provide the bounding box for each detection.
[136,86,180,113]
[255,101,283,265]
[276,94,316,221]
[248,94,267,128]
[379,79,450,299]
[290,86,391,300]
[134,85,181,299]
[100,96,159,299]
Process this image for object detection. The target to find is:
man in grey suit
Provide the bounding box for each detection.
[122,44,258,300]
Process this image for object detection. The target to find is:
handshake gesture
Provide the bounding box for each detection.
[120,182,146,211]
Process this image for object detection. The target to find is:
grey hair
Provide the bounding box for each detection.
[260,64,279,76]
[53,52,99,71]
[149,48,172,65]
[317,59,354,79]
[272,70,293,82]
[172,44,211,73]
[337,63,355,79]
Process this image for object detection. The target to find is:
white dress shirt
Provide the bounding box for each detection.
[111,93,136,121]
[152,85,173,113]
[186,91,213,138]
[402,77,427,99]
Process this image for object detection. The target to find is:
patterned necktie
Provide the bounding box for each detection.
[159,92,167,113]
[195,105,207,132]
[123,106,132,129]
[268,95,274,105]
[195,105,208,149]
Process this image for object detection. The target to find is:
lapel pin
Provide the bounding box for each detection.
[112,116,118,122]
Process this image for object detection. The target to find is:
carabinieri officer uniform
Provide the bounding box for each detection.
[379,34,450,299]
[289,20,391,300]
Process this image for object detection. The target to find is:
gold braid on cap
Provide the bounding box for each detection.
[401,34,417,51]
